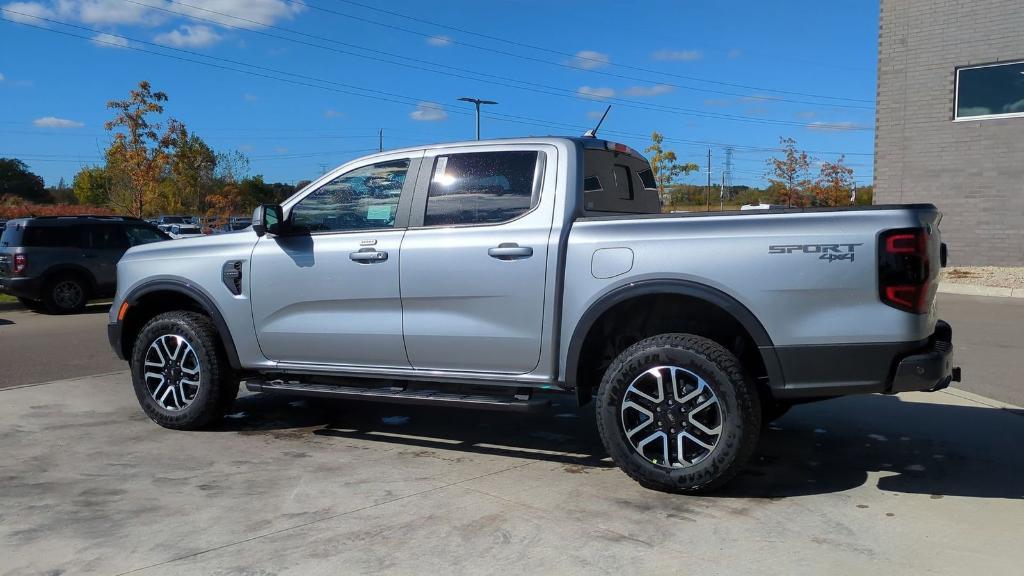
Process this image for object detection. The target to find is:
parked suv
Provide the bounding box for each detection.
[0,216,169,313]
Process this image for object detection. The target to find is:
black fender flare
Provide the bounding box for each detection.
[121,279,242,369]
[564,279,784,397]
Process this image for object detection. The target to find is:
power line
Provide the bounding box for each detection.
[123,0,868,130]
[310,0,874,107]
[0,13,873,162]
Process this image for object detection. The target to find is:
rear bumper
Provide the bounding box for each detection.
[889,320,959,393]
[772,320,960,399]
[0,276,42,300]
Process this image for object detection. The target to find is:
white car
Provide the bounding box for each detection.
[166,224,205,239]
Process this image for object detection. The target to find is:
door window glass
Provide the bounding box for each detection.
[85,224,128,249]
[291,159,410,232]
[424,151,540,226]
[125,225,168,246]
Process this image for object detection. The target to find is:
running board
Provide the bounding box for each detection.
[244,379,549,413]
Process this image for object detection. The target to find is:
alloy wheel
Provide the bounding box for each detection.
[620,366,723,468]
[144,334,202,411]
[53,280,83,309]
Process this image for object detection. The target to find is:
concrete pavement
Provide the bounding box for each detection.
[1,372,1021,575]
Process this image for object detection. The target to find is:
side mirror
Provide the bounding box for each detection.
[252,204,284,237]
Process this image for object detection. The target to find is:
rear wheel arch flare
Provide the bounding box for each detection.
[566,279,781,404]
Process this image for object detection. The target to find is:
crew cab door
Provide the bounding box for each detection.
[400,144,556,374]
[249,152,421,368]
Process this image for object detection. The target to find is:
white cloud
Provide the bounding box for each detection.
[426,35,451,47]
[651,49,702,61]
[238,144,254,152]
[568,50,610,70]
[273,146,288,154]
[0,72,4,81]
[623,84,673,97]
[586,110,606,120]
[155,24,221,48]
[242,93,258,102]
[703,98,730,107]
[796,111,817,119]
[324,109,343,118]
[739,94,781,103]
[578,86,615,100]
[410,101,447,121]
[3,0,302,29]
[727,48,742,59]
[807,121,867,132]
[91,32,127,48]
[33,116,84,128]
[1,2,54,24]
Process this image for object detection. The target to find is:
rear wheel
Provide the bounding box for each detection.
[130,311,237,430]
[42,274,88,314]
[596,333,761,493]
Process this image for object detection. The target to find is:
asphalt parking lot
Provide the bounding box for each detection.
[1,294,1022,575]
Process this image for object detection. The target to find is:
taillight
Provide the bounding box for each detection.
[13,254,26,275]
[878,228,932,314]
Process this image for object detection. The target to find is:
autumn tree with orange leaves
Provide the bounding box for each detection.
[814,155,856,206]
[766,137,812,207]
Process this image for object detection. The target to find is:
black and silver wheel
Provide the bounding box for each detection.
[131,311,238,430]
[43,274,88,314]
[596,333,761,493]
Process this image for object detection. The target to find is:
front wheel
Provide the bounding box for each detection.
[596,333,761,493]
[130,311,238,430]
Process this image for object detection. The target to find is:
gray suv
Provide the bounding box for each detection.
[0,216,168,313]
[107,137,958,493]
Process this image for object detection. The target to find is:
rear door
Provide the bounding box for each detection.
[81,223,129,293]
[399,144,557,374]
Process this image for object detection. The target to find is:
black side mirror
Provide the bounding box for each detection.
[252,204,284,237]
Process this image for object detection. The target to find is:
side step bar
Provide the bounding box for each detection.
[244,379,549,413]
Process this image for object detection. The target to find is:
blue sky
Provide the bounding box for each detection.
[0,0,878,188]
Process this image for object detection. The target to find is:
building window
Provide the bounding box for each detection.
[955,61,1024,121]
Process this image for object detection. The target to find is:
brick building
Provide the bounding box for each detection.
[875,0,1024,266]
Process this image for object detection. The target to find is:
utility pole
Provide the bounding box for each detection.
[705,148,712,212]
[378,129,383,152]
[720,172,725,211]
[457,97,498,140]
[318,163,328,175]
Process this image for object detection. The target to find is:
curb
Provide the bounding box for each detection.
[941,387,1024,411]
[937,283,1024,299]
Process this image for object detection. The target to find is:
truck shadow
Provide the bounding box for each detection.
[219,391,1023,500]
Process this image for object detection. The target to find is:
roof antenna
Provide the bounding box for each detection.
[583,105,611,138]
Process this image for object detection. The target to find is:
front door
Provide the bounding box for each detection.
[250,153,421,368]
[399,145,556,374]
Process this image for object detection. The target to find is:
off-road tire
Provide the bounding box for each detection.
[42,273,88,314]
[596,333,761,493]
[130,311,236,430]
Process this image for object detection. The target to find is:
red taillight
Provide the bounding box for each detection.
[878,228,932,314]
[13,254,26,275]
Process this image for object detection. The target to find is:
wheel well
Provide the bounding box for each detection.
[42,266,96,293]
[120,290,211,360]
[573,293,770,405]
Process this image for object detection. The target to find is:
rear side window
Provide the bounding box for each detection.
[583,149,661,214]
[22,225,81,248]
[84,224,128,249]
[638,168,657,190]
[424,151,542,226]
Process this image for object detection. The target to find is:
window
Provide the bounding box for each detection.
[23,226,80,248]
[955,61,1024,120]
[424,151,541,226]
[638,168,657,190]
[583,175,603,192]
[124,224,168,246]
[84,224,128,249]
[613,164,634,200]
[291,159,409,232]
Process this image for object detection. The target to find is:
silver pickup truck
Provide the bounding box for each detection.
[107,137,958,493]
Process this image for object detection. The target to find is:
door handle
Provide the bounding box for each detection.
[488,243,533,260]
[349,248,388,263]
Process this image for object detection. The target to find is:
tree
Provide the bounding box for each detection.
[166,120,216,214]
[47,176,78,204]
[0,158,48,203]
[104,81,175,217]
[766,137,812,207]
[644,132,699,207]
[215,150,249,185]
[813,155,856,206]
[205,182,242,231]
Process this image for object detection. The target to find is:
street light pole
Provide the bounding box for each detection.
[458,97,498,140]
